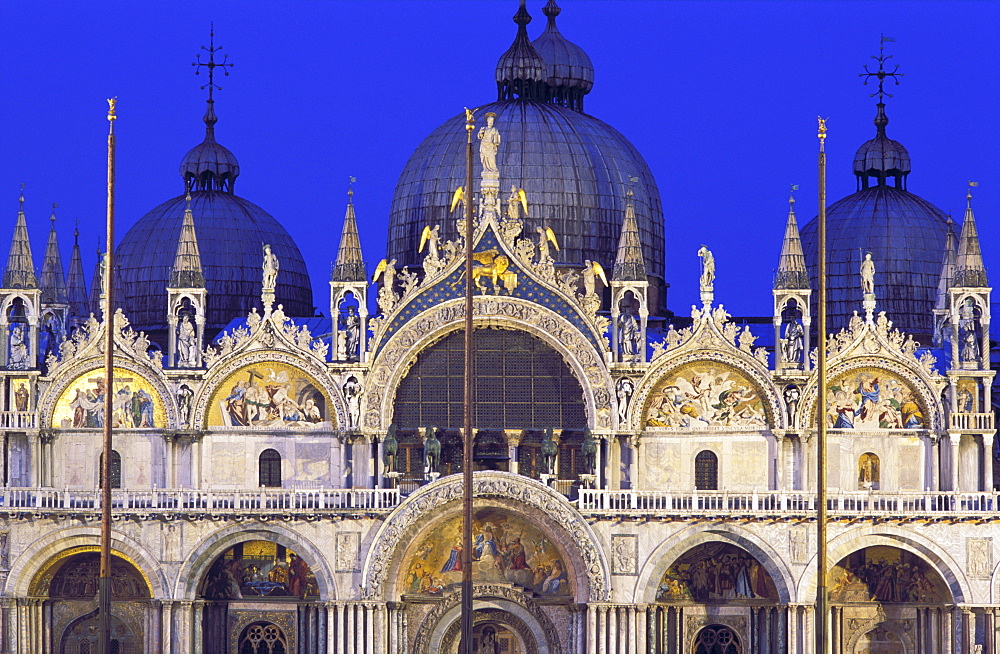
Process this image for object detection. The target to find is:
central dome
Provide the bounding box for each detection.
[387,1,664,310]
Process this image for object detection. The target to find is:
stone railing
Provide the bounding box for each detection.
[0,487,400,515]
[0,411,37,429]
[578,489,999,517]
[949,412,995,432]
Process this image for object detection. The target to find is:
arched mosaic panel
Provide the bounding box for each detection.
[400,508,571,598]
[53,367,166,429]
[206,362,330,429]
[29,547,151,599]
[199,539,318,600]
[656,542,777,602]
[644,362,769,429]
[824,368,926,430]
[830,546,950,603]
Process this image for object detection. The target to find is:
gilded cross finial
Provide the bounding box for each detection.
[193,24,234,100]
[860,35,902,101]
[107,97,117,122]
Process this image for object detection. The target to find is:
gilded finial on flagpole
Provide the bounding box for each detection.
[107,97,118,122]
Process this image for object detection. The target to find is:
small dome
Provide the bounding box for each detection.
[495,1,547,102]
[531,0,594,110]
[179,101,240,193]
[853,103,910,190]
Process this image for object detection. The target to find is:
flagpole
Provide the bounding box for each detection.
[98,97,117,654]
[460,107,475,654]
[815,116,829,654]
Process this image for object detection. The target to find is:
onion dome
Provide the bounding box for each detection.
[179,99,240,192]
[495,1,548,102]
[853,103,910,190]
[531,0,594,111]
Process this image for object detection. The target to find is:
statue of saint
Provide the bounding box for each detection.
[477,112,501,173]
[177,383,194,428]
[860,252,875,296]
[343,307,361,360]
[177,314,198,367]
[343,377,362,430]
[618,307,640,358]
[8,323,28,370]
[697,246,715,291]
[782,319,803,364]
[262,243,280,292]
[616,377,634,425]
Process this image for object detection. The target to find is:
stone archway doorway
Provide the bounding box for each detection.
[854,625,905,654]
[440,609,539,653]
[60,609,139,654]
[693,624,742,654]
[472,622,527,654]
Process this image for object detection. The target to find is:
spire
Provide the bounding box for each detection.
[934,216,957,310]
[332,186,367,283]
[66,224,89,318]
[953,187,988,287]
[39,206,68,304]
[3,190,38,289]
[774,193,809,289]
[495,0,547,102]
[612,188,647,282]
[88,239,103,315]
[169,194,206,288]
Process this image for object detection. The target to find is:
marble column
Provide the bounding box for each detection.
[161,601,174,654]
[635,604,647,653]
[587,604,597,654]
[983,433,995,491]
[949,435,961,492]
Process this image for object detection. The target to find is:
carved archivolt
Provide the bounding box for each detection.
[360,472,609,602]
[363,297,613,432]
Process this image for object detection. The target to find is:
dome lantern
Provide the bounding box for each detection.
[531,0,594,112]
[495,0,548,102]
[852,103,910,190]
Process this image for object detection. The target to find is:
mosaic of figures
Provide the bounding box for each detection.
[402,509,571,597]
[207,362,330,429]
[30,549,151,599]
[655,543,777,602]
[201,540,318,600]
[53,368,165,429]
[644,362,768,429]
[826,368,925,430]
[830,546,949,603]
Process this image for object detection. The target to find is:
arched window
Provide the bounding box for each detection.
[239,622,287,654]
[694,625,742,654]
[98,450,122,489]
[695,450,718,491]
[259,449,281,488]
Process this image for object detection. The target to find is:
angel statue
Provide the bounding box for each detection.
[262,243,279,292]
[449,186,465,214]
[419,224,440,260]
[372,259,399,314]
[582,260,608,297]
[507,186,528,221]
[536,226,559,261]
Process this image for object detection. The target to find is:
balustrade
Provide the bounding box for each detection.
[949,412,995,431]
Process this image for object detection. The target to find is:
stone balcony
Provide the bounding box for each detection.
[949,411,995,433]
[0,411,37,429]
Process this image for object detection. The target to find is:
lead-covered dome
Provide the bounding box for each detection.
[388,1,664,310]
[116,101,313,335]
[800,103,948,340]
[531,0,594,110]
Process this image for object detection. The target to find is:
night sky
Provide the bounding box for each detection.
[2,1,997,321]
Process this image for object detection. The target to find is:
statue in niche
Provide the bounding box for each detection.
[860,252,875,296]
[176,314,198,367]
[618,306,640,359]
[959,299,980,363]
[540,428,557,475]
[8,324,28,370]
[343,306,361,360]
[343,377,362,430]
[177,383,194,428]
[783,385,800,426]
[782,319,804,364]
[697,245,715,291]
[477,112,500,173]
[582,429,598,475]
[262,243,279,292]
[423,426,441,475]
[616,377,634,425]
[14,382,29,412]
[382,424,398,473]
[479,627,498,654]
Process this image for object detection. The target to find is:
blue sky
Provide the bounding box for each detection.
[2,1,997,319]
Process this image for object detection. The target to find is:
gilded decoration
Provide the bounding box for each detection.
[200,540,318,600]
[29,547,152,598]
[656,543,777,602]
[364,297,611,432]
[401,508,571,597]
[644,362,769,429]
[361,472,608,601]
[829,546,949,603]
[825,367,926,430]
[206,362,330,429]
[53,367,166,429]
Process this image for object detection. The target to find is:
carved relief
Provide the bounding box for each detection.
[336,532,361,572]
[967,538,992,578]
[611,534,638,576]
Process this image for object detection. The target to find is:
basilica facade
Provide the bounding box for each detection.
[0,2,996,654]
